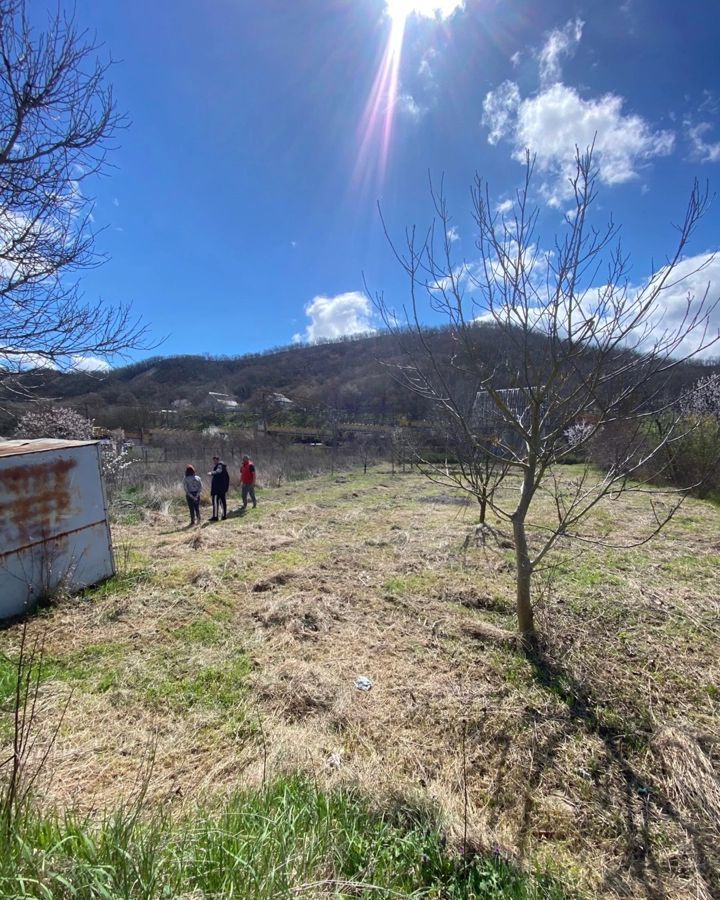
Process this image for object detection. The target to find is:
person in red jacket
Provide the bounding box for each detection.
[240,454,257,509]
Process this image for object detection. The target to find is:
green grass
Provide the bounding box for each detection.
[0,653,16,705]
[0,653,17,742]
[44,642,128,694]
[81,568,152,601]
[0,777,570,899]
[173,618,224,646]
[383,571,443,596]
[143,650,250,728]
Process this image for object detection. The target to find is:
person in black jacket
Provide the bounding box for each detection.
[208,456,230,521]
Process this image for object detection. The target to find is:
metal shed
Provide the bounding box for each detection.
[0,439,115,620]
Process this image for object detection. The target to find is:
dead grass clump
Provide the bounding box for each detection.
[643,727,720,898]
[252,572,292,592]
[253,596,338,638]
[462,621,517,647]
[189,568,220,590]
[651,726,720,833]
[254,663,339,722]
[446,588,510,613]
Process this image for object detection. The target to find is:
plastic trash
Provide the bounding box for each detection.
[354,675,373,691]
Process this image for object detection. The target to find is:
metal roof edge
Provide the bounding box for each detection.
[0,439,99,458]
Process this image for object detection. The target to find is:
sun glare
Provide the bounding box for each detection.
[353,0,463,193]
[384,0,464,24]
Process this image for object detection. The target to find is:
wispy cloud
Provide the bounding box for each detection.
[537,18,583,86]
[294,291,375,343]
[397,92,427,121]
[687,121,720,163]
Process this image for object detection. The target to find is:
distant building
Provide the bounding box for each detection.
[207,391,239,410]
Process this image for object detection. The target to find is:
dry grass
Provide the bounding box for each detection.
[1,466,719,898]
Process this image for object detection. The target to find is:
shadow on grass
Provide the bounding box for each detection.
[500,641,720,899]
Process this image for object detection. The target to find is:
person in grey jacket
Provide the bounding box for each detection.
[183,464,203,525]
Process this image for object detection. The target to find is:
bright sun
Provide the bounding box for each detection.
[384,0,464,24]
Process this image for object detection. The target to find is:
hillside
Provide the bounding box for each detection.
[0,465,718,897]
[2,326,717,434]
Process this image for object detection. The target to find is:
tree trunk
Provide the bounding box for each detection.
[477,492,487,524]
[512,515,535,640]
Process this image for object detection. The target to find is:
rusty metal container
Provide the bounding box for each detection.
[0,439,115,619]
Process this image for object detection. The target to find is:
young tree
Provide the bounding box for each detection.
[376,150,718,644]
[0,0,145,391]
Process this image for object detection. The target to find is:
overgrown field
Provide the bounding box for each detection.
[1,466,719,898]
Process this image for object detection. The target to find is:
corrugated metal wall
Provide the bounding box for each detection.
[0,441,115,619]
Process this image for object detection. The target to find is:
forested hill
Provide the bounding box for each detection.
[2,326,718,433]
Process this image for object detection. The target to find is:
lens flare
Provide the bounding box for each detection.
[353,2,464,194]
[353,15,406,192]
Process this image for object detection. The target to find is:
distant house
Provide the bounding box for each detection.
[207,391,239,410]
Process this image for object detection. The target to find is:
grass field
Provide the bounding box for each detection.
[0,465,718,898]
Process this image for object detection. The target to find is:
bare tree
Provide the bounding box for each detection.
[375,150,718,644]
[0,0,145,394]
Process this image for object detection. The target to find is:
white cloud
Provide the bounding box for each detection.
[0,350,57,371]
[516,85,673,204]
[471,250,720,360]
[112,197,120,207]
[687,122,720,163]
[0,350,111,373]
[446,225,460,243]
[71,355,112,373]
[510,51,521,67]
[538,18,583,86]
[482,20,675,206]
[635,252,720,359]
[297,291,375,343]
[496,199,514,215]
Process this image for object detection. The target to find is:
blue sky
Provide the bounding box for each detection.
[59,0,720,365]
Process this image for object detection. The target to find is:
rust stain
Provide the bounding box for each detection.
[0,457,78,550]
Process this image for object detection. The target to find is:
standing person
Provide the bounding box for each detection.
[209,455,230,521]
[240,454,257,509]
[183,464,203,525]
